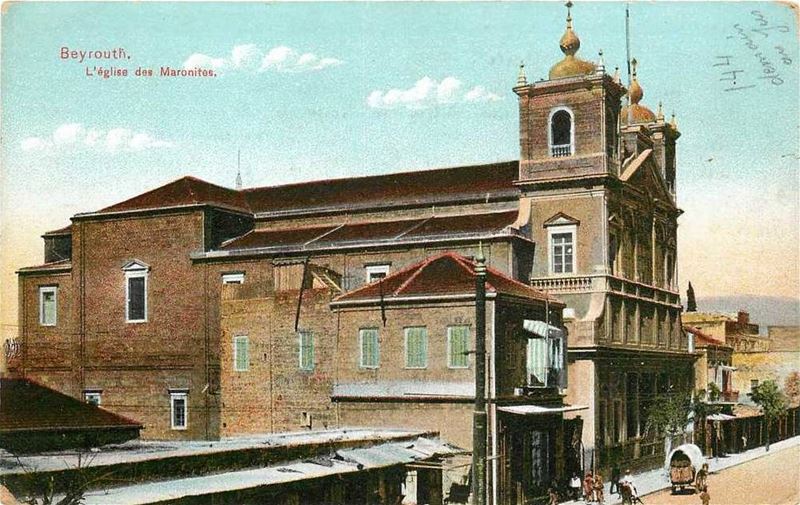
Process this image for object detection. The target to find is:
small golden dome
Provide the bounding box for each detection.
[548,1,596,80]
[621,58,656,124]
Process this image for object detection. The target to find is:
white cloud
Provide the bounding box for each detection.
[19,123,173,153]
[464,85,502,103]
[183,53,226,72]
[182,44,342,75]
[53,123,84,145]
[20,137,50,151]
[368,76,502,110]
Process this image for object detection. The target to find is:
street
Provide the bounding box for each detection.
[642,445,800,505]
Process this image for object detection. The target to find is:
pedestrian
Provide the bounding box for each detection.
[548,486,559,505]
[570,473,582,500]
[610,461,621,495]
[583,472,595,502]
[593,473,605,504]
[699,488,711,505]
[695,463,709,492]
[620,469,640,504]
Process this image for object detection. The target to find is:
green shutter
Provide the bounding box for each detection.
[406,327,427,368]
[235,336,249,371]
[360,328,379,368]
[299,331,314,370]
[448,326,470,368]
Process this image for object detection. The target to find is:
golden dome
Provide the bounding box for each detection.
[621,58,656,125]
[548,2,596,80]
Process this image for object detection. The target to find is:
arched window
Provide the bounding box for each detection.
[549,108,574,157]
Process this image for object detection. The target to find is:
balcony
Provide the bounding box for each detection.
[722,390,739,403]
[530,274,680,306]
[550,144,572,157]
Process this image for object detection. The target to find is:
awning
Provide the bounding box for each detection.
[707,413,737,422]
[719,365,737,371]
[498,404,588,416]
[523,320,564,339]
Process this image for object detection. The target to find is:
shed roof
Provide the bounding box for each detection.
[0,379,142,434]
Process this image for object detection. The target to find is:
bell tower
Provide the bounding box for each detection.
[513,1,626,186]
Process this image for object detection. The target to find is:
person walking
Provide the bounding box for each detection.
[620,469,639,505]
[570,473,583,500]
[593,473,605,504]
[695,463,709,492]
[699,488,711,505]
[610,463,621,495]
[583,472,595,502]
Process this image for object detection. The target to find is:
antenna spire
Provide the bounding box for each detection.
[235,149,242,190]
[625,3,633,125]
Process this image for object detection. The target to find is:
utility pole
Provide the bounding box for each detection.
[472,244,487,505]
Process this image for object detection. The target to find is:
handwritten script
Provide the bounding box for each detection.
[714,10,793,91]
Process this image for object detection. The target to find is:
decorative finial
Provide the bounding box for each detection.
[475,242,487,276]
[613,66,621,84]
[566,1,573,28]
[670,112,678,129]
[657,101,664,121]
[628,58,643,104]
[596,49,605,75]
[235,149,243,190]
[517,61,527,86]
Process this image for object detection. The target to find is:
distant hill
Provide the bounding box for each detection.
[695,296,800,329]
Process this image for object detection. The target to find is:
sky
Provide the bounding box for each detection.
[1,1,798,334]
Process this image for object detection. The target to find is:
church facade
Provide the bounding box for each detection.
[12,3,695,493]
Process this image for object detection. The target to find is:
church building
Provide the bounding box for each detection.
[11,3,695,500]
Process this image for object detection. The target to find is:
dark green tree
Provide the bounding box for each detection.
[748,380,788,451]
[644,393,693,468]
[686,282,697,312]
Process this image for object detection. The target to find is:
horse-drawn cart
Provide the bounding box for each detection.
[668,444,705,494]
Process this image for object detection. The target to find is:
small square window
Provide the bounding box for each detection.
[170,391,188,430]
[222,272,245,284]
[39,286,57,326]
[365,264,390,284]
[405,327,428,369]
[359,328,380,369]
[447,326,470,369]
[84,390,102,406]
[234,336,249,372]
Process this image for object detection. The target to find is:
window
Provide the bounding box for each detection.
[365,264,390,283]
[234,336,249,371]
[222,272,245,284]
[549,108,574,157]
[549,226,576,274]
[359,328,380,368]
[170,390,188,430]
[299,330,314,371]
[404,327,428,369]
[84,389,102,406]
[123,261,149,323]
[39,286,57,326]
[447,326,470,369]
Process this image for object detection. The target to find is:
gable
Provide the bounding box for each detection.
[619,149,674,204]
[543,212,580,227]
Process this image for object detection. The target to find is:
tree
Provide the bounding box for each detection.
[784,372,800,406]
[748,379,788,451]
[686,282,697,312]
[692,389,723,455]
[644,393,692,469]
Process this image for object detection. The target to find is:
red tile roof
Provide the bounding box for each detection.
[219,211,520,252]
[96,176,250,215]
[332,252,562,305]
[242,161,519,215]
[0,379,142,433]
[85,162,519,218]
[684,325,730,348]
